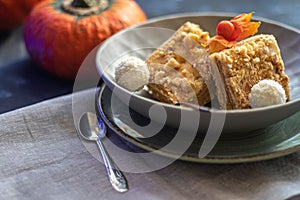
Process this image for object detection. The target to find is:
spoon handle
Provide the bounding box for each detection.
[96,139,128,192]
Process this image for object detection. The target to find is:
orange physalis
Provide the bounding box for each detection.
[207,12,261,53]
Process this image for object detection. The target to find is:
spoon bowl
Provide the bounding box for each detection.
[78,112,128,192]
[79,112,107,140]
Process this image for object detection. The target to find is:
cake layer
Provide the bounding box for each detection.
[210,34,290,109]
[146,22,211,105]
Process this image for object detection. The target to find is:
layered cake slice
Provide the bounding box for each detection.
[209,34,290,109]
[146,22,212,105]
[144,13,290,110]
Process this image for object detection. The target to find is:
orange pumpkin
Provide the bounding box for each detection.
[23,0,147,79]
[0,0,46,31]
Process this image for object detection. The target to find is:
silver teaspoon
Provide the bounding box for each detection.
[78,112,128,192]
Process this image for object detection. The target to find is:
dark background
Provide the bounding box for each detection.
[0,0,299,114]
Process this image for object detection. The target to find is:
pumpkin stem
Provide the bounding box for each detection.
[62,0,109,16]
[71,0,89,8]
[71,0,98,8]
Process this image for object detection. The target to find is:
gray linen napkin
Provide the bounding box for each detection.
[1,88,300,200]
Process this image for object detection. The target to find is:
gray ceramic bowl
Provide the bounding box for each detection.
[96,13,300,137]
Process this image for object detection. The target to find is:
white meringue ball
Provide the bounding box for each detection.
[249,79,286,108]
[114,56,150,92]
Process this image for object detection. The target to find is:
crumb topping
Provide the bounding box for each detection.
[210,34,290,109]
[146,22,211,105]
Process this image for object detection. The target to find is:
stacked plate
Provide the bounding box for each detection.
[95,13,300,163]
